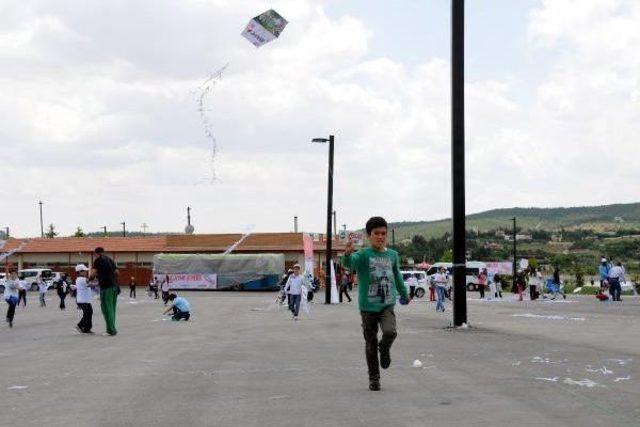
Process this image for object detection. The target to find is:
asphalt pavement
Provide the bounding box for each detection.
[1,291,638,427]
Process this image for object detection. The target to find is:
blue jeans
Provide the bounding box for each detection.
[290,294,301,317]
[609,278,621,301]
[436,287,446,312]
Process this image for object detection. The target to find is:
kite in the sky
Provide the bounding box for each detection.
[241,9,288,47]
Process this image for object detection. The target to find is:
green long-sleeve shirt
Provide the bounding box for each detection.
[341,247,408,312]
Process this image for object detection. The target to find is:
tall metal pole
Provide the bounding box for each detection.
[325,135,335,304]
[121,222,126,237]
[332,211,337,236]
[451,0,467,326]
[294,216,298,233]
[391,228,396,247]
[39,201,44,238]
[512,217,517,292]
[102,226,107,236]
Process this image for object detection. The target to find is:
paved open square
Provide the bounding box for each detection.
[1,292,638,427]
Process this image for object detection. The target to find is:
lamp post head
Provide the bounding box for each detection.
[311,138,329,143]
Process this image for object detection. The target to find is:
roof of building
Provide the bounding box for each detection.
[1,233,344,254]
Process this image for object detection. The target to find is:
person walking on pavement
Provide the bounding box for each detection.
[161,275,171,305]
[341,217,410,391]
[284,264,306,320]
[55,273,69,310]
[17,274,27,307]
[128,277,136,299]
[90,247,119,336]
[477,269,487,299]
[73,264,97,334]
[433,267,448,312]
[38,277,48,307]
[339,272,352,303]
[4,272,19,328]
[607,262,626,302]
[598,258,611,290]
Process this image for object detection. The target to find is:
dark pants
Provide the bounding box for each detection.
[162,291,170,305]
[129,286,136,298]
[58,293,66,310]
[172,306,190,321]
[77,303,93,332]
[530,285,537,300]
[409,286,416,299]
[290,294,301,317]
[153,288,159,299]
[339,286,352,302]
[18,290,27,306]
[609,278,621,301]
[478,284,485,299]
[6,296,18,323]
[361,307,397,381]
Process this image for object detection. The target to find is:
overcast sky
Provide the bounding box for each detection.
[1,0,638,237]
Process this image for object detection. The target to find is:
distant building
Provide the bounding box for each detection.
[503,234,532,242]
[1,233,344,285]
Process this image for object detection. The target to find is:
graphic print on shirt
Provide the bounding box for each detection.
[368,256,395,305]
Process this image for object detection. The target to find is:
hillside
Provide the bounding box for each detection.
[391,202,640,240]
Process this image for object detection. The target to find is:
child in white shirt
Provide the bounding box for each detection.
[73,264,96,333]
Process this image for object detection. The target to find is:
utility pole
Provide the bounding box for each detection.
[391,228,396,247]
[39,201,44,238]
[102,226,107,236]
[311,135,335,304]
[121,222,126,237]
[451,0,467,326]
[141,223,149,235]
[512,217,517,292]
[294,216,298,233]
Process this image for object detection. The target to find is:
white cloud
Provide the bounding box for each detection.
[0,1,638,237]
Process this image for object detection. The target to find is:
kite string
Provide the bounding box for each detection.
[223,225,255,255]
[196,63,229,184]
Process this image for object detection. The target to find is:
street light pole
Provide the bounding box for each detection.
[39,201,44,238]
[312,135,335,304]
[451,0,467,327]
[121,222,126,237]
[102,226,107,236]
[512,217,517,292]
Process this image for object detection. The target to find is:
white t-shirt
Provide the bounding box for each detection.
[608,266,626,281]
[161,280,170,292]
[285,275,304,295]
[434,273,448,288]
[17,279,27,291]
[3,279,19,300]
[38,281,49,293]
[75,277,93,304]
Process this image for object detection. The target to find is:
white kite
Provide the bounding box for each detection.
[241,9,288,47]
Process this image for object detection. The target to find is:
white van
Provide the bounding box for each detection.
[425,261,487,292]
[401,270,428,298]
[18,268,54,292]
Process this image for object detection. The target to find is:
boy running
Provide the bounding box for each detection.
[38,278,48,307]
[341,217,410,391]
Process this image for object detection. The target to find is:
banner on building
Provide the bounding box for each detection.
[166,273,218,290]
[303,233,315,282]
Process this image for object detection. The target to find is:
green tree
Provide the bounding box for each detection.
[45,224,58,239]
[440,249,453,262]
[74,227,86,237]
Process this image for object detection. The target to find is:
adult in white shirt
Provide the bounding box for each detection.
[4,272,19,327]
[607,262,626,302]
[433,267,448,312]
[284,264,306,319]
[73,264,97,333]
[161,275,171,306]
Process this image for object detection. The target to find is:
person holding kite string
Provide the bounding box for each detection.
[341,217,410,391]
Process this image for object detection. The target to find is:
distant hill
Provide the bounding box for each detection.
[390,202,640,240]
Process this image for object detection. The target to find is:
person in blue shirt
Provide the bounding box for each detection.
[598,258,611,290]
[163,293,191,321]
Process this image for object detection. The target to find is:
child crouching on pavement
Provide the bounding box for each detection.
[163,293,191,321]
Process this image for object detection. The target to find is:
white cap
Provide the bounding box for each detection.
[75,264,89,272]
[601,258,607,263]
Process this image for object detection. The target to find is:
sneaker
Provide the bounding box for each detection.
[369,379,381,391]
[9,321,13,328]
[379,344,391,369]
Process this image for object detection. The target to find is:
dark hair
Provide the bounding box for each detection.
[168,293,177,300]
[19,274,25,280]
[95,247,105,254]
[365,217,388,235]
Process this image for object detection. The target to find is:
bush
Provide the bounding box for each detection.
[578,286,599,295]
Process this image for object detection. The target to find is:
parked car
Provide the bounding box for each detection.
[425,261,487,291]
[18,268,54,291]
[401,270,428,298]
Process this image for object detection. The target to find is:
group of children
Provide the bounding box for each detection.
[4,266,192,333]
